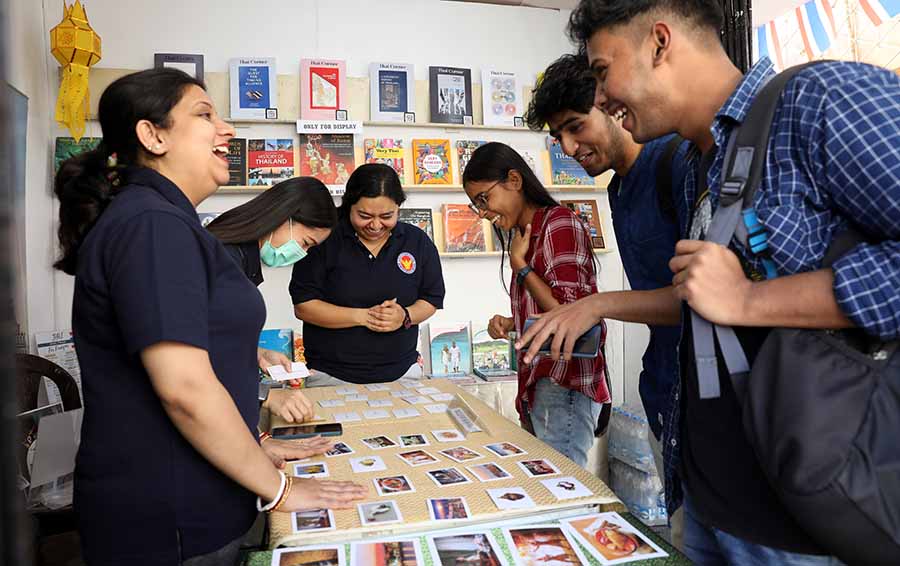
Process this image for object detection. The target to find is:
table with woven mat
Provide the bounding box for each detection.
[266,379,624,550]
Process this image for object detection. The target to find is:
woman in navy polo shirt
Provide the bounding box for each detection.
[290,163,445,386]
[54,68,365,566]
[208,177,337,424]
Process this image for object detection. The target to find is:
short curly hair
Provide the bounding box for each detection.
[567,0,724,45]
[524,53,595,132]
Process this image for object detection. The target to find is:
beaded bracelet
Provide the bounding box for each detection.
[256,470,286,512]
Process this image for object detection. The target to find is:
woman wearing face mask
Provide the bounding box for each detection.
[290,163,446,386]
[53,68,366,566]
[462,142,610,469]
[206,177,337,425]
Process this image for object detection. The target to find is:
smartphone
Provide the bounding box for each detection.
[271,423,343,440]
[522,317,603,358]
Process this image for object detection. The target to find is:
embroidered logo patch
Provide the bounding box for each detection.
[397,252,416,274]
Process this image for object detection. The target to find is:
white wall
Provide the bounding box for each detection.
[21,0,639,405]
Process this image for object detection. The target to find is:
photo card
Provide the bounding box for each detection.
[517,459,561,477]
[486,487,535,510]
[293,461,329,478]
[358,500,403,526]
[291,508,336,534]
[373,474,415,496]
[467,462,512,483]
[272,545,344,566]
[324,442,354,457]
[426,467,472,487]
[432,429,464,442]
[540,476,593,500]
[362,436,397,450]
[439,446,482,463]
[398,434,430,447]
[397,449,439,467]
[561,512,668,564]
[428,497,471,521]
[350,455,387,473]
[484,442,527,458]
[426,531,503,566]
[502,525,584,566]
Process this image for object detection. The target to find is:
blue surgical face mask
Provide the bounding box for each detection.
[260,219,307,268]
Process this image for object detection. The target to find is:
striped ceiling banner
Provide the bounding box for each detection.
[858,0,900,27]
[754,19,785,70]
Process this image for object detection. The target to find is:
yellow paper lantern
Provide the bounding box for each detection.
[50,0,102,142]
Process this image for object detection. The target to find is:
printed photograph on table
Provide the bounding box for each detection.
[427,532,503,566]
[398,434,429,447]
[358,501,403,526]
[362,436,397,450]
[428,322,473,376]
[428,66,473,124]
[518,459,561,477]
[364,138,406,184]
[374,475,415,496]
[300,58,346,120]
[440,446,482,463]
[484,442,526,458]
[540,476,593,500]
[292,508,335,534]
[502,525,584,566]
[561,512,668,564]
[293,462,329,478]
[398,208,434,242]
[412,139,452,185]
[442,205,486,253]
[560,199,606,250]
[350,456,387,473]
[299,133,355,189]
[350,539,422,566]
[481,69,521,127]
[467,462,512,482]
[229,57,277,120]
[248,138,294,187]
[487,487,535,510]
[455,139,487,177]
[432,429,464,442]
[271,544,344,566]
[546,136,594,186]
[427,467,471,487]
[428,497,471,521]
[397,449,438,467]
[325,442,354,457]
[369,62,415,122]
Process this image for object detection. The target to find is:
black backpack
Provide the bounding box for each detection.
[691,62,900,564]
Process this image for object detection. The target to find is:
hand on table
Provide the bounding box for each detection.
[261,435,334,469]
[263,388,314,423]
[278,477,368,511]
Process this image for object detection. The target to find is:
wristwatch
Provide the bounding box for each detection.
[516,265,533,286]
[401,306,412,329]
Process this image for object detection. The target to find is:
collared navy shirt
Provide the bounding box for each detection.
[289,216,445,383]
[72,167,264,565]
[607,135,689,439]
[663,57,900,551]
[224,240,264,287]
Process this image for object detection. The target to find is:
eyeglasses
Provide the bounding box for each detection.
[467,180,502,215]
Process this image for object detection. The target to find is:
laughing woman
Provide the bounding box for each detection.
[462,142,610,468]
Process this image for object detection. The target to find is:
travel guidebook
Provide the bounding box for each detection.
[429,66,473,124]
[547,136,593,186]
[364,138,405,184]
[154,53,203,81]
[455,139,486,178]
[369,62,415,122]
[561,199,606,249]
[412,139,452,185]
[481,69,521,127]
[229,57,277,120]
[427,322,472,377]
[399,208,434,241]
[299,133,355,193]
[225,137,247,186]
[300,58,346,119]
[247,138,294,187]
[442,204,485,253]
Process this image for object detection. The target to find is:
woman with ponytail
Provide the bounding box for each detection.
[55,68,365,566]
[462,142,610,469]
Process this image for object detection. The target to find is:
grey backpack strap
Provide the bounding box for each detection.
[691,62,824,400]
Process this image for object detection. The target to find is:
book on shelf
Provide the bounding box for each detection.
[154,53,204,81]
[547,136,594,186]
[369,62,415,122]
[54,137,101,172]
[34,330,83,408]
[511,143,542,180]
[399,208,435,242]
[299,133,355,194]
[293,330,307,364]
[247,138,294,187]
[412,139,453,185]
[226,138,247,186]
[442,204,486,253]
[197,212,222,228]
[455,139,487,179]
[481,69,521,127]
[364,138,405,184]
[300,58,346,120]
[471,324,516,381]
[229,57,277,120]
[560,199,607,249]
[425,322,473,378]
[429,66,473,124]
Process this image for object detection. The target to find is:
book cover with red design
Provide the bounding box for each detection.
[300,58,346,119]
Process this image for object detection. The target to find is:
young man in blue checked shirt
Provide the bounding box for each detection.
[518,0,899,564]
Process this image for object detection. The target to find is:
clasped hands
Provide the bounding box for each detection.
[358,298,406,333]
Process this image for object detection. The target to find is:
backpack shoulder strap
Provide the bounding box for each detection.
[654,134,684,226]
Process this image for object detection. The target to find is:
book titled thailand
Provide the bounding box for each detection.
[547,136,594,186]
[412,139,453,185]
[154,53,204,81]
[399,208,434,241]
[428,66,473,124]
[481,69,521,127]
[247,138,294,187]
[455,140,486,178]
[561,199,606,249]
[369,62,414,122]
[427,322,472,377]
[229,57,277,120]
[300,58,346,119]
[299,133,355,194]
[442,204,486,253]
[471,323,515,380]
[364,138,405,184]
[54,137,101,172]
[225,138,247,186]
